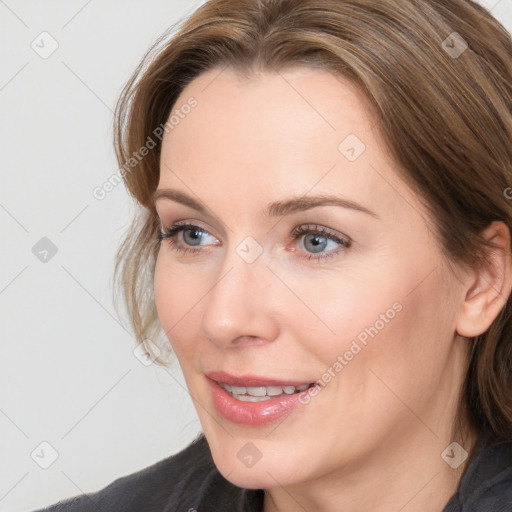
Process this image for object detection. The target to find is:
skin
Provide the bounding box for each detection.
[153,66,512,512]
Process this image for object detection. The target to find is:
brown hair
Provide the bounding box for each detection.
[112,0,512,440]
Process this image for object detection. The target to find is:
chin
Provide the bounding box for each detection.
[213,454,294,489]
[205,432,306,490]
[219,466,275,489]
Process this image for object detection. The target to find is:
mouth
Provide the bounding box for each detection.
[205,371,318,425]
[217,382,314,402]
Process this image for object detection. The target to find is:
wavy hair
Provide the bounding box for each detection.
[112,0,512,440]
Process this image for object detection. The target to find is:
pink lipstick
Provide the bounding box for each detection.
[206,371,316,426]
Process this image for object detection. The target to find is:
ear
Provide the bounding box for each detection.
[456,221,512,338]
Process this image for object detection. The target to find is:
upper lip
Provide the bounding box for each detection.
[206,370,313,388]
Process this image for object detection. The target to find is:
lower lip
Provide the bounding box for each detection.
[208,379,309,426]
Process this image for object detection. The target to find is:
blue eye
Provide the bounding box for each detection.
[290,224,351,261]
[174,226,208,247]
[157,222,351,262]
[157,222,218,255]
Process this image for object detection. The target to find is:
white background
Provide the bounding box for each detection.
[1,1,510,511]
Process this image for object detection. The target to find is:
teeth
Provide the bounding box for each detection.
[219,382,311,400]
[266,386,284,396]
[234,394,271,402]
[246,386,267,397]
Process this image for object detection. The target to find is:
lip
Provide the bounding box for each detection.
[206,371,314,426]
[206,370,312,388]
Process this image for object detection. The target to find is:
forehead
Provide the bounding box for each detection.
[163,65,376,158]
[158,66,423,227]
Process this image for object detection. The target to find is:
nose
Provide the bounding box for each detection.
[200,242,280,349]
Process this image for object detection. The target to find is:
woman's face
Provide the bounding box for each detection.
[153,66,470,489]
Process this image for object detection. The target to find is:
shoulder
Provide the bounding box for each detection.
[443,430,512,512]
[31,434,248,512]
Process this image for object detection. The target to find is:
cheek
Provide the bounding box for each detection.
[328,263,457,413]
[154,242,449,377]
[296,256,446,393]
[286,265,404,359]
[153,253,204,355]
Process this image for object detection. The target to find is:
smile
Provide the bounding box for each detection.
[206,372,318,425]
[218,382,312,401]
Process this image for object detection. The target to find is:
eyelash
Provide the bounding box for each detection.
[157,222,352,262]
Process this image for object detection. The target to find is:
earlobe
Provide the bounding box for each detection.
[456,221,512,338]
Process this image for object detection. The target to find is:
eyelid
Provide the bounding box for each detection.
[288,224,351,262]
[157,221,220,251]
[155,206,227,236]
[291,223,350,244]
[159,218,219,238]
[158,220,352,263]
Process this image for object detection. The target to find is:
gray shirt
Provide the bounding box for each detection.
[32,429,512,512]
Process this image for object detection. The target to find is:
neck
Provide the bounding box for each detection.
[263,420,477,512]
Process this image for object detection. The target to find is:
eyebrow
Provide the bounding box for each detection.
[153,188,379,219]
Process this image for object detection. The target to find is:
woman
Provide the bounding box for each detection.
[35,0,512,511]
